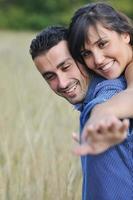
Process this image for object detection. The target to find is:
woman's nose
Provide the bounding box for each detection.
[93,51,104,67]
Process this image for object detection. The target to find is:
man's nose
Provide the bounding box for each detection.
[58,73,69,89]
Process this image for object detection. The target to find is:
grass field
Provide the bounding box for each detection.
[0,31,82,200]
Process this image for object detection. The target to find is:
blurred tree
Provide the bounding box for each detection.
[0,0,132,30]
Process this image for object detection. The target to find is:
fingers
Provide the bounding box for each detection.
[118,119,129,139]
[96,121,108,135]
[72,132,94,156]
[73,118,129,156]
[73,143,93,156]
[100,118,129,135]
[107,120,120,132]
[120,119,129,132]
[72,132,80,143]
[82,124,94,141]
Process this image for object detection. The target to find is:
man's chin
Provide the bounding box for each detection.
[61,96,75,104]
[65,97,83,105]
[56,92,82,104]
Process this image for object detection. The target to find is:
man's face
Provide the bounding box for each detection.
[34,41,90,104]
[81,23,132,79]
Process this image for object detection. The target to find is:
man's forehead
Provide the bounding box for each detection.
[48,40,68,53]
[43,41,73,66]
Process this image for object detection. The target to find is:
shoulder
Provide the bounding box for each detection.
[92,75,127,98]
[93,74,126,88]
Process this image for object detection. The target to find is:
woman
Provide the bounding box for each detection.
[68,2,133,200]
[68,2,133,147]
[68,2,133,80]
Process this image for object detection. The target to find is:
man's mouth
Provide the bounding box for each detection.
[60,82,78,95]
[99,60,115,72]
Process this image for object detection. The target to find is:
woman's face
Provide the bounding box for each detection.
[81,23,132,79]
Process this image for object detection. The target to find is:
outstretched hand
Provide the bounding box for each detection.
[72,117,129,156]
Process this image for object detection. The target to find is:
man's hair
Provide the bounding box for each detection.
[30,25,68,60]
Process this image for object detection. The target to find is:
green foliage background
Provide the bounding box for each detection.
[0,0,132,30]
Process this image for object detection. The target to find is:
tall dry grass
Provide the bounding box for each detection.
[0,31,82,200]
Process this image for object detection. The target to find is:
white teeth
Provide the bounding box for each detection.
[65,84,77,94]
[100,61,114,71]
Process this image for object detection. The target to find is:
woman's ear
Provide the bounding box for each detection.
[122,32,130,44]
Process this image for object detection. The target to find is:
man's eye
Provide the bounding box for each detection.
[44,74,56,81]
[62,65,71,71]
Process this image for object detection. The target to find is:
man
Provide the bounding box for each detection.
[29,26,132,200]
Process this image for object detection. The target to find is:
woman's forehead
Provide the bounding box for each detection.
[85,24,108,42]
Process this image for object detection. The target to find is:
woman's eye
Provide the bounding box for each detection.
[81,50,91,57]
[98,41,108,48]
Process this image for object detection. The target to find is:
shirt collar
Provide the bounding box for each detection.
[74,74,104,112]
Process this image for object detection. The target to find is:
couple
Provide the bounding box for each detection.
[30,3,133,200]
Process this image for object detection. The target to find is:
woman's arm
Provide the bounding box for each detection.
[73,62,133,156]
[91,62,133,119]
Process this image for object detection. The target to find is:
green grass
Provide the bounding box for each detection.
[0,31,81,200]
